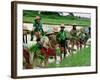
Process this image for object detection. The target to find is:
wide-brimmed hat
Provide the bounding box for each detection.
[35,16,41,20]
[60,24,65,28]
[46,32,54,35]
[72,23,77,26]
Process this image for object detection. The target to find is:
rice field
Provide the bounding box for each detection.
[47,47,91,68]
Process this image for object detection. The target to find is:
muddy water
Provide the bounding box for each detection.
[23,23,83,32]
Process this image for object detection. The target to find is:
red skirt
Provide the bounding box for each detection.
[41,47,56,59]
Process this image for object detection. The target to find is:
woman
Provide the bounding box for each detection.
[30,16,44,41]
[70,25,78,50]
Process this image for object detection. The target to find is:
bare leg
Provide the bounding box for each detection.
[44,57,48,67]
[54,55,57,62]
[60,54,62,62]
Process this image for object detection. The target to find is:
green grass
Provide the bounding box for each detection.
[23,10,90,26]
[47,47,91,68]
[23,16,90,27]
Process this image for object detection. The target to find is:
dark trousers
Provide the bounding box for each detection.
[59,40,66,58]
[23,34,27,44]
[30,31,34,41]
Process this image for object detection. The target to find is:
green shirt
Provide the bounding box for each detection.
[33,22,44,34]
[56,31,67,41]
